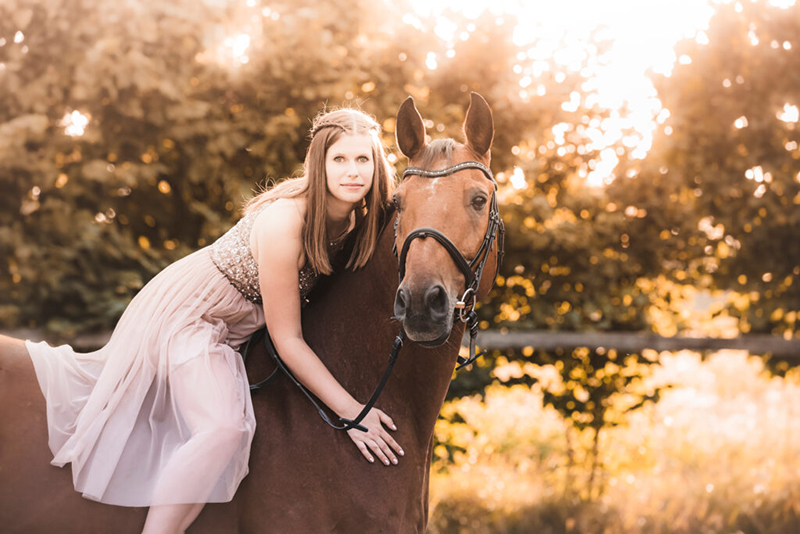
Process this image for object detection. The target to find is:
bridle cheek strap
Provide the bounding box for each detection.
[394,160,505,371]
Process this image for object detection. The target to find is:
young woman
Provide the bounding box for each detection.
[16,108,403,533]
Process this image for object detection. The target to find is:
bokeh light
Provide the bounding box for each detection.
[406,0,721,182]
[778,103,799,123]
[61,110,90,137]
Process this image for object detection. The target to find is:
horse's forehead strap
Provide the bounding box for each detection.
[402,161,497,190]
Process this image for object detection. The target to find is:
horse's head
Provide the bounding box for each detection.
[392,93,503,345]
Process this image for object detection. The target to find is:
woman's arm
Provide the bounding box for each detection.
[250,200,403,465]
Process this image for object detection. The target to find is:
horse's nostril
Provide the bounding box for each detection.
[394,288,408,319]
[425,285,449,319]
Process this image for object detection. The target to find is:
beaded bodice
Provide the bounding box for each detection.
[210,203,342,305]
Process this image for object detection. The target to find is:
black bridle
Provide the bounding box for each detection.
[246,160,504,434]
[394,160,505,368]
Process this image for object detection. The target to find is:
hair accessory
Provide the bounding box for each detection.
[309,122,345,138]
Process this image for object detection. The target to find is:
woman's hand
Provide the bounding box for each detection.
[346,406,404,465]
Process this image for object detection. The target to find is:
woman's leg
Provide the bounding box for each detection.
[142,504,198,534]
[0,335,37,398]
[142,347,248,533]
[179,503,205,531]
[0,334,29,359]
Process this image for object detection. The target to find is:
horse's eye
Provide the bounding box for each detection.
[472,196,487,210]
[392,194,402,211]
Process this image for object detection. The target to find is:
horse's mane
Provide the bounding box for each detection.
[308,203,397,302]
[416,139,457,168]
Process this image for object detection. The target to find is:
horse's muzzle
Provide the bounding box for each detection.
[394,283,453,344]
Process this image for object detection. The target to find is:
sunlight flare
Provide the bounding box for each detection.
[408,0,718,183]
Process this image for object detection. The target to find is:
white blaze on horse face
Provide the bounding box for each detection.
[425,177,440,194]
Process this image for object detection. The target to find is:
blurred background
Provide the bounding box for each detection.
[2,0,800,531]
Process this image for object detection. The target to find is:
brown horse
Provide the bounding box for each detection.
[0,93,500,533]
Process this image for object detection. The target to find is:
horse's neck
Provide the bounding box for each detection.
[350,215,462,434]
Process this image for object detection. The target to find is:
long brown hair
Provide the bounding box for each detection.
[245,108,394,274]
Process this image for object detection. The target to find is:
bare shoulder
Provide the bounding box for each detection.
[250,197,307,266]
[252,198,305,232]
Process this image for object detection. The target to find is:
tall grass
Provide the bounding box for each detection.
[429,351,800,533]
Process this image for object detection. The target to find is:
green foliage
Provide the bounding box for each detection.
[615,1,800,337]
[0,0,539,336]
[0,0,428,334]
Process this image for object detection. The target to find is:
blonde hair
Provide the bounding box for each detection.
[245,108,395,274]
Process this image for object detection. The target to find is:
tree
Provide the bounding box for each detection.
[614,1,800,342]
[0,0,432,334]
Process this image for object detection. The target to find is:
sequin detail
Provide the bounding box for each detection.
[210,203,346,305]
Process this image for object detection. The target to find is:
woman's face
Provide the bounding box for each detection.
[325,133,375,208]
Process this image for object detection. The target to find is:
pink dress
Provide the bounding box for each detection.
[25,204,324,506]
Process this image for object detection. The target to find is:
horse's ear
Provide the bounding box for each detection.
[463,92,494,157]
[396,96,426,159]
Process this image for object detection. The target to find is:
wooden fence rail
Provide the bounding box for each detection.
[5,329,800,357]
[470,331,800,357]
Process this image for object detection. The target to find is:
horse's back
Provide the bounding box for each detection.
[0,339,148,533]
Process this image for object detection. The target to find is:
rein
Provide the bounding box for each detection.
[245,160,504,433]
[242,327,405,433]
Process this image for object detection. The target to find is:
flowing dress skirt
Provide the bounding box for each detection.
[25,247,264,506]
